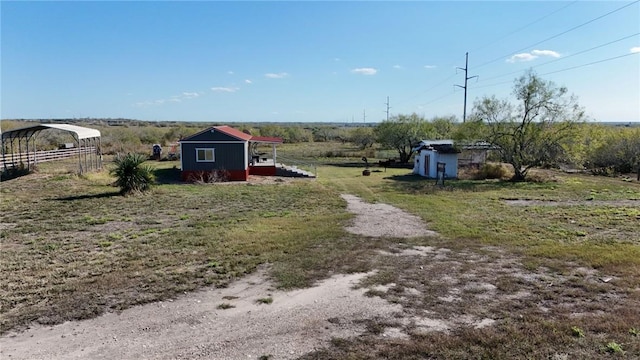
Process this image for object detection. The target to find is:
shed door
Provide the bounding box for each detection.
[424,153,430,177]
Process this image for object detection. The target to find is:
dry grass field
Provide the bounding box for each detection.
[1,148,639,358]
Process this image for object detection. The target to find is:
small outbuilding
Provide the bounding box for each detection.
[412,140,460,179]
[179,125,283,181]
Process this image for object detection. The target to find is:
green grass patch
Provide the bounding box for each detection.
[2,154,639,360]
[256,297,273,305]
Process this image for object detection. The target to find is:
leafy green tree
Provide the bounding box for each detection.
[284,126,313,143]
[349,127,376,149]
[585,127,640,178]
[311,126,342,142]
[110,153,155,195]
[375,113,435,163]
[430,115,458,139]
[452,119,487,142]
[472,71,585,181]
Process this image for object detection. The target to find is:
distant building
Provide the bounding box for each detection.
[412,140,460,179]
[179,125,282,181]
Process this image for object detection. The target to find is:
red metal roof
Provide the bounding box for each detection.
[251,136,283,144]
[181,125,283,144]
[213,125,253,141]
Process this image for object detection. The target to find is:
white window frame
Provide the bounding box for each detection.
[196,148,215,162]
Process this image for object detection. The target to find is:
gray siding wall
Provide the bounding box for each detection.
[181,142,247,171]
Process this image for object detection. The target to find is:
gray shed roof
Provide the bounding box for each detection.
[1,124,101,141]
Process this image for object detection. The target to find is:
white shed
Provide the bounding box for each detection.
[412,140,459,178]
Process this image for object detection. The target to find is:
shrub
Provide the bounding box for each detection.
[187,169,229,183]
[110,153,155,195]
[584,128,640,177]
[473,163,509,180]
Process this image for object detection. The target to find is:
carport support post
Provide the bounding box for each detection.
[98,138,102,170]
[91,138,96,171]
[18,137,23,167]
[76,135,82,174]
[83,139,88,173]
[25,136,30,170]
[32,133,38,167]
[272,143,277,165]
[1,139,6,173]
[26,131,37,170]
[9,138,15,168]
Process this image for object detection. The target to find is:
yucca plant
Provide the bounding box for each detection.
[110,153,155,195]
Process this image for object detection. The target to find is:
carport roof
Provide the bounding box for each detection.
[1,124,101,141]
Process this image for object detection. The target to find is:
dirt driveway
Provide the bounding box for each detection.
[1,194,624,359]
[0,194,427,360]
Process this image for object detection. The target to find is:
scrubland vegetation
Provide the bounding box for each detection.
[1,73,639,357]
[1,132,638,358]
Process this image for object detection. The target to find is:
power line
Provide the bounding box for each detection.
[479,32,640,83]
[471,1,579,53]
[391,72,458,109]
[540,52,638,76]
[390,2,638,117]
[420,91,458,107]
[384,96,391,121]
[470,52,639,90]
[455,52,478,122]
[475,0,639,69]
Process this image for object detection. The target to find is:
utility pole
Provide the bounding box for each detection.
[455,52,478,122]
[363,109,366,124]
[384,96,391,121]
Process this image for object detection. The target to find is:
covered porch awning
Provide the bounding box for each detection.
[249,136,283,165]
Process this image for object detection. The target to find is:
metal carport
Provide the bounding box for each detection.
[1,124,102,174]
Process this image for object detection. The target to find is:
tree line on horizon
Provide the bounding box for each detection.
[2,72,638,181]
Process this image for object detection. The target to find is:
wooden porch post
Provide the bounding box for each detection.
[272,143,277,165]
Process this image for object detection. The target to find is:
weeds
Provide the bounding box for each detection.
[2,157,639,358]
[571,326,585,338]
[605,341,623,354]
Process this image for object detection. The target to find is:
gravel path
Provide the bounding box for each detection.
[0,269,401,360]
[1,194,430,360]
[341,194,437,238]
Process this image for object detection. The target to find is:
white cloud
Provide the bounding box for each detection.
[351,67,378,75]
[507,53,538,63]
[244,79,252,84]
[531,49,560,58]
[631,47,640,54]
[507,49,561,63]
[182,92,200,99]
[134,91,200,107]
[265,72,289,79]
[393,65,402,69]
[227,71,234,75]
[424,65,437,69]
[211,87,239,93]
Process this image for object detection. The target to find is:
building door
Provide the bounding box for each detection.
[424,153,430,177]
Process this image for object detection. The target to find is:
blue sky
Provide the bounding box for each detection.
[1,1,639,123]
